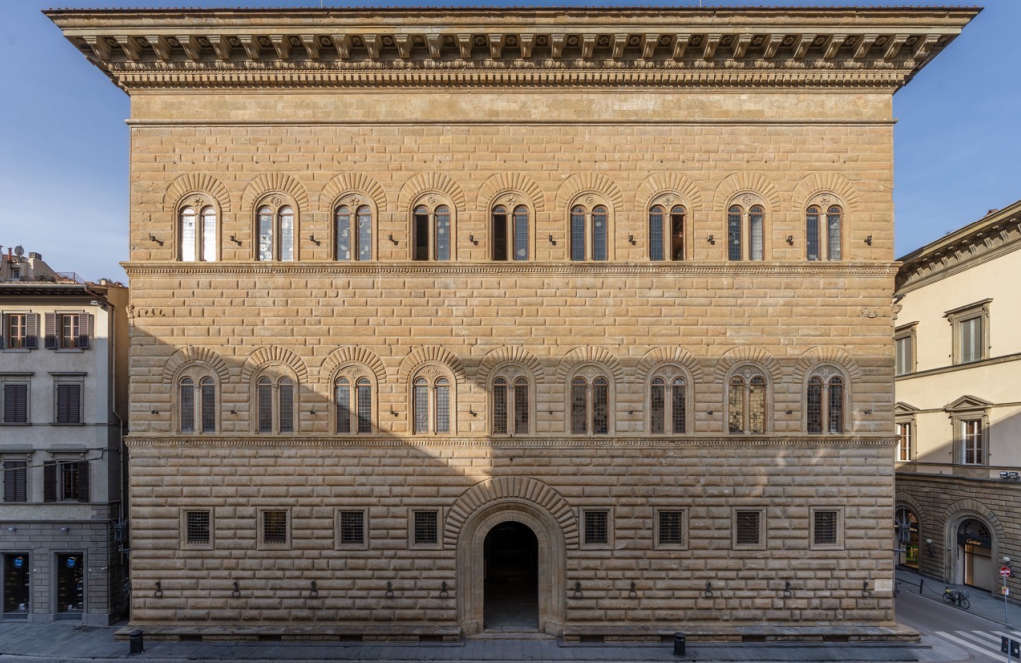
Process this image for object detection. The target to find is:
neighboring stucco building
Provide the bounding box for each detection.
[0,247,129,625]
[49,6,975,639]
[894,200,1021,596]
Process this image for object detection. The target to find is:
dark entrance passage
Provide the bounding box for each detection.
[483,521,538,631]
[56,553,84,616]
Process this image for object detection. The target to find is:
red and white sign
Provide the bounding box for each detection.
[1001,566,1012,577]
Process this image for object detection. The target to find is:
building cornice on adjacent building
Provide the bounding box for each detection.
[895,199,1021,294]
[45,6,978,93]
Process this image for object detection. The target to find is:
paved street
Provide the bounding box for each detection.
[2,572,1021,662]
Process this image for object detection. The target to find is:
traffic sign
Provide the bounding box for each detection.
[1002,566,1013,577]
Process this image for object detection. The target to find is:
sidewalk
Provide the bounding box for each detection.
[895,566,1021,628]
[0,621,928,663]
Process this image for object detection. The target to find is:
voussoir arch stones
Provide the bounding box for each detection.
[444,477,579,549]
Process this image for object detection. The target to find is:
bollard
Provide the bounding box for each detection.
[673,632,686,656]
[128,630,144,655]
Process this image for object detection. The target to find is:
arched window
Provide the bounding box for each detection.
[179,205,218,262]
[727,203,765,261]
[335,204,373,261]
[413,202,452,261]
[728,369,767,434]
[649,368,689,434]
[411,367,455,434]
[826,206,842,260]
[649,204,686,261]
[805,367,848,433]
[335,372,375,434]
[490,205,530,261]
[491,370,533,435]
[568,370,612,435]
[570,202,611,261]
[257,200,295,262]
[178,371,217,433]
[179,377,195,432]
[806,206,821,261]
[255,373,298,433]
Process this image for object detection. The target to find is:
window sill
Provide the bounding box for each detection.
[1,348,31,353]
[0,422,31,426]
[52,423,85,427]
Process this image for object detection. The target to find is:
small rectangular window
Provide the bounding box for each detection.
[896,422,912,461]
[657,510,685,547]
[55,383,82,424]
[185,511,211,546]
[2,383,28,424]
[960,316,983,363]
[413,510,438,546]
[813,510,838,546]
[4,314,28,349]
[339,510,366,546]
[262,510,289,546]
[733,508,764,549]
[3,461,27,503]
[895,336,912,376]
[583,509,609,546]
[45,460,89,503]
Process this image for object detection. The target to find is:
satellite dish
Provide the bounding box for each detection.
[13,246,24,257]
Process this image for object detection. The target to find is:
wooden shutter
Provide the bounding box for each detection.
[44,313,57,349]
[0,312,5,350]
[3,461,27,502]
[43,461,57,502]
[25,313,39,349]
[3,384,28,424]
[78,313,93,350]
[77,461,90,503]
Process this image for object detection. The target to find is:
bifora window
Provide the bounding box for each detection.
[806,205,842,261]
[728,369,766,434]
[412,367,454,435]
[569,369,611,435]
[727,203,764,261]
[491,369,531,435]
[570,203,609,261]
[412,203,452,261]
[255,375,296,434]
[335,204,372,261]
[335,371,373,434]
[805,368,846,434]
[649,369,688,434]
[492,205,529,261]
[648,204,685,261]
[179,204,217,262]
[178,374,216,434]
[256,200,295,261]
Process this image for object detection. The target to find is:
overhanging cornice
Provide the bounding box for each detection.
[45,6,979,92]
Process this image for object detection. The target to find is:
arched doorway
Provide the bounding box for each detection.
[483,521,538,630]
[895,507,919,569]
[456,499,567,636]
[958,519,993,591]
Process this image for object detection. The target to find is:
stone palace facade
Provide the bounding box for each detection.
[49,6,976,640]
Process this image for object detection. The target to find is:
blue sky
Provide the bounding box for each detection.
[1,1,1016,280]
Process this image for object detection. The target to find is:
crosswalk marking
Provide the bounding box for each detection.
[934,630,1009,662]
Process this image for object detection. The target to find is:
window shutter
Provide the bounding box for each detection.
[0,312,5,350]
[44,461,57,502]
[25,313,39,349]
[44,313,57,349]
[3,384,28,424]
[78,313,93,350]
[3,462,27,502]
[77,460,90,503]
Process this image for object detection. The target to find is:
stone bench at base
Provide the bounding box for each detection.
[560,623,920,644]
[114,623,461,643]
